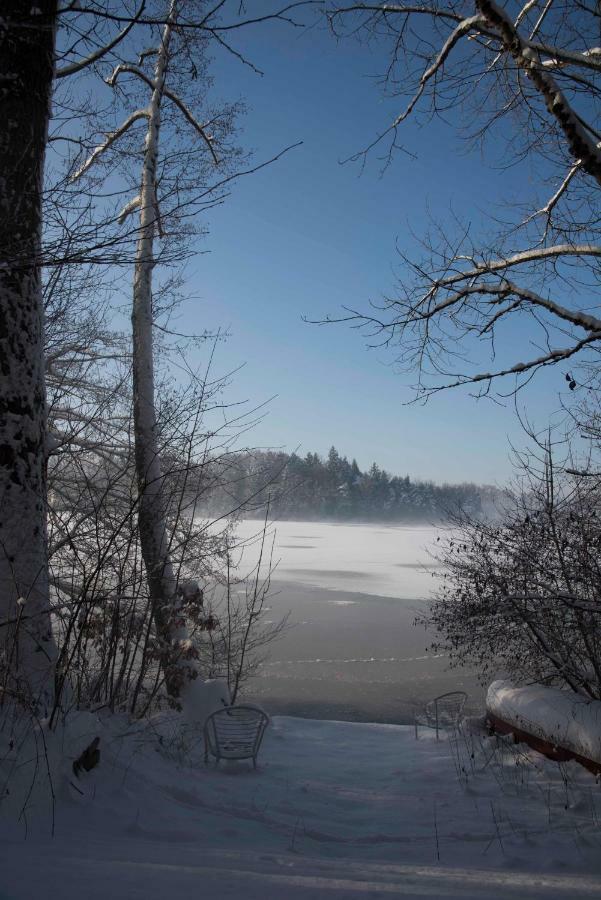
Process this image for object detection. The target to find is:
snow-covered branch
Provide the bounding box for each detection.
[425,244,601,299]
[524,162,581,231]
[71,110,149,181]
[476,0,601,185]
[164,89,219,165]
[106,65,220,165]
[55,2,146,78]
[407,278,601,336]
[391,15,486,128]
[430,334,601,393]
[117,195,142,224]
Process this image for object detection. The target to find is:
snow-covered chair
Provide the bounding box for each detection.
[203,704,269,768]
[414,691,467,740]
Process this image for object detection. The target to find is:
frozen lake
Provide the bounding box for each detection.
[231,519,445,600]
[230,520,484,723]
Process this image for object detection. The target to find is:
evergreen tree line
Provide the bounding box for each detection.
[191,446,503,522]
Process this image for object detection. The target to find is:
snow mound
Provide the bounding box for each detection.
[180,677,230,728]
[487,679,601,766]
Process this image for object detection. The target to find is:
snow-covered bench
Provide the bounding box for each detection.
[486,680,601,775]
[203,705,269,768]
[414,691,467,740]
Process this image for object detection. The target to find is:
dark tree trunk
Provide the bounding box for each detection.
[0,2,58,708]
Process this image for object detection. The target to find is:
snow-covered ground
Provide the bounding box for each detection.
[2,711,600,899]
[231,519,445,599]
[5,524,596,897]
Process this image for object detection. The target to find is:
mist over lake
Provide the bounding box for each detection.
[232,520,483,723]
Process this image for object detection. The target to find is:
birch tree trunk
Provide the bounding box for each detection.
[0,3,58,709]
[132,3,197,701]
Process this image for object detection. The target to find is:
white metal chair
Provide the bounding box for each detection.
[414,691,467,740]
[203,704,269,768]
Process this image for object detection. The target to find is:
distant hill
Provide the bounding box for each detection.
[187,446,506,523]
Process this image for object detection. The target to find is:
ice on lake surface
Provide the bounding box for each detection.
[231,519,446,599]
[222,520,483,724]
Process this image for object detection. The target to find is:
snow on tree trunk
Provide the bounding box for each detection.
[131,3,225,712]
[0,3,58,710]
[132,5,180,697]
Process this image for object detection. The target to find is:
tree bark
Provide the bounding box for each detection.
[132,2,195,701]
[0,2,58,709]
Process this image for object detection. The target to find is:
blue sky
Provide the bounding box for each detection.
[167,11,573,485]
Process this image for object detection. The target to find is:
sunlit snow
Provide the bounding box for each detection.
[232,519,446,599]
[2,711,600,899]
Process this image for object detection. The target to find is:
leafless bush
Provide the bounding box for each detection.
[421,443,601,699]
